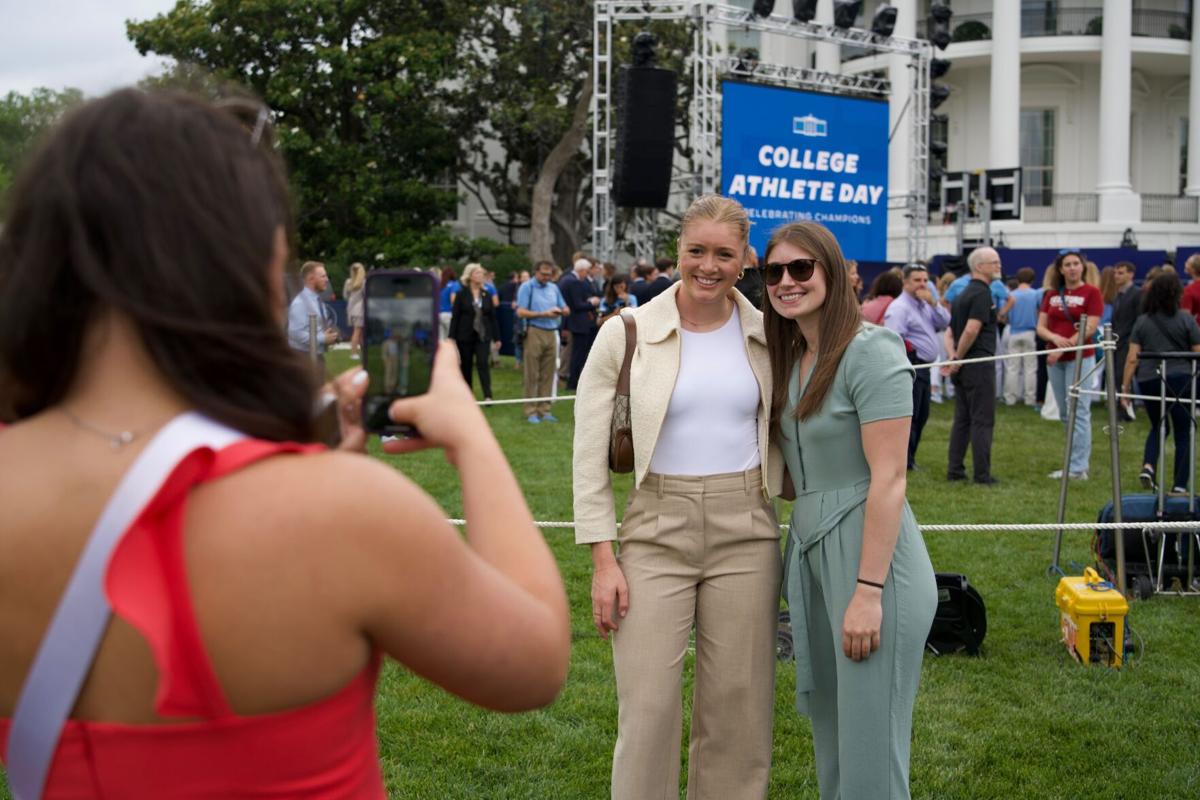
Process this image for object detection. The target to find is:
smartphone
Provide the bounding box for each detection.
[362,270,439,436]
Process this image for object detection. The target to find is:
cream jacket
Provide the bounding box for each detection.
[572,282,784,544]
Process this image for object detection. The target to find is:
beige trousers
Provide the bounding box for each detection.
[522,327,557,417]
[612,468,782,800]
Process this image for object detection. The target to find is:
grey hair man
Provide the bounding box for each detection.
[944,247,1001,484]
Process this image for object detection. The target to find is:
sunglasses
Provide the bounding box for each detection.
[763,258,818,286]
[1058,248,1082,256]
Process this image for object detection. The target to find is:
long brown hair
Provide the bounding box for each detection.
[0,88,316,440]
[763,222,862,426]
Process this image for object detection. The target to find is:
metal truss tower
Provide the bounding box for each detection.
[592,1,932,265]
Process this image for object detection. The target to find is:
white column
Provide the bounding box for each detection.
[815,0,839,75]
[1186,4,1200,195]
[1096,0,1140,222]
[989,0,1020,170]
[887,0,917,205]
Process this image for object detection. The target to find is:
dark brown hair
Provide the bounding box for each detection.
[865,271,903,300]
[604,273,630,305]
[1143,270,1182,316]
[0,88,316,440]
[763,222,862,425]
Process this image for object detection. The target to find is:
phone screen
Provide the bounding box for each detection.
[363,270,437,435]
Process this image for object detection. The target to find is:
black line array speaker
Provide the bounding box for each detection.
[612,65,677,209]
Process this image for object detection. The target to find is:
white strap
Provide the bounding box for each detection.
[6,412,245,800]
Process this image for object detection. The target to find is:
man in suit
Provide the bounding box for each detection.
[560,257,601,390]
[287,260,340,376]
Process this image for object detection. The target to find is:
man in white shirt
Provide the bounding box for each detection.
[287,261,340,370]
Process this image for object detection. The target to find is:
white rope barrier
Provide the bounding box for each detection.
[445,518,1200,532]
[477,394,575,407]
[472,344,1101,406]
[1075,387,1200,406]
[910,342,1098,372]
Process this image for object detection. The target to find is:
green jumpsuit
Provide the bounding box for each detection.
[779,325,937,800]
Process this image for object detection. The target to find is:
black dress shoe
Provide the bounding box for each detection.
[974,476,1000,486]
[947,474,967,482]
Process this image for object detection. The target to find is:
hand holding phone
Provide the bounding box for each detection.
[362,270,438,436]
[381,342,486,464]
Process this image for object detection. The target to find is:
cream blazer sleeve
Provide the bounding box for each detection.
[571,312,628,544]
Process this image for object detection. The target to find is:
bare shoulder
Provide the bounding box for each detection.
[190,449,445,557]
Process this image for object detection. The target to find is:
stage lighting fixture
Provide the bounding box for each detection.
[792,0,818,22]
[735,47,761,74]
[753,0,775,18]
[870,4,897,37]
[931,113,948,126]
[930,84,950,110]
[631,31,658,68]
[930,140,948,158]
[928,3,953,50]
[833,1,861,29]
[931,58,951,79]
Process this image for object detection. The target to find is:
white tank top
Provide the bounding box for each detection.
[648,305,762,476]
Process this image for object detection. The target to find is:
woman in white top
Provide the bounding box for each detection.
[573,195,784,800]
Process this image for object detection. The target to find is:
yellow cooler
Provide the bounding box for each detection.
[1055,567,1129,667]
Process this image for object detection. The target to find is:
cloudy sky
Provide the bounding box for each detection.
[0,0,180,97]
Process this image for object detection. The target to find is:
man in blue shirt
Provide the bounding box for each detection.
[287,261,340,374]
[1002,267,1043,406]
[884,264,951,470]
[517,260,569,422]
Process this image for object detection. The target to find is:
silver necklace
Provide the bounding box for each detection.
[61,408,145,450]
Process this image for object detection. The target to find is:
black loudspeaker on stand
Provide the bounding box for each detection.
[612,65,677,209]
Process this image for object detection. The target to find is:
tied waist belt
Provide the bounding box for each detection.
[784,477,871,716]
[642,466,763,498]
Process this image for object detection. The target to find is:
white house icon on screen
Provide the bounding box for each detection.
[793,114,828,137]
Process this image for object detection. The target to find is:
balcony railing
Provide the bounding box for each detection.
[1022,193,1099,223]
[915,9,1191,41]
[1142,194,1200,223]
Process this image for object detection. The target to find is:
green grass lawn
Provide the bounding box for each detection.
[5,352,1199,799]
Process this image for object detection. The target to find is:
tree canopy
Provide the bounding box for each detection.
[0,87,84,213]
[128,0,479,266]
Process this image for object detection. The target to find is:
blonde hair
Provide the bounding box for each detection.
[679,194,750,257]
[461,262,485,286]
[1186,253,1200,278]
[299,260,324,280]
[346,262,366,293]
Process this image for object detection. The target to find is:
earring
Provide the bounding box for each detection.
[738,269,745,280]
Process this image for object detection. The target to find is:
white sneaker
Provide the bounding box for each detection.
[1048,469,1088,480]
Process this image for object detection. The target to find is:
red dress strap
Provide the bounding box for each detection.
[105,439,324,719]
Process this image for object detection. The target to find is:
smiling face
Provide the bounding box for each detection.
[677,219,744,305]
[765,240,827,322]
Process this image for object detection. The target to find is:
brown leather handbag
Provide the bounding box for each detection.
[608,312,637,473]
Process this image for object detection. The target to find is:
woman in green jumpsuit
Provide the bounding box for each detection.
[761,222,937,800]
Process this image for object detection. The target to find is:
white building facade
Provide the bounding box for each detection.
[838,0,1200,260]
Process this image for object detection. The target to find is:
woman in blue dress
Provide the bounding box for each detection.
[762,221,937,800]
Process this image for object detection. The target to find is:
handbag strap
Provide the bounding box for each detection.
[6,412,245,800]
[616,311,637,397]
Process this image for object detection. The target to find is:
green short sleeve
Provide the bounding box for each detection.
[844,325,915,424]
